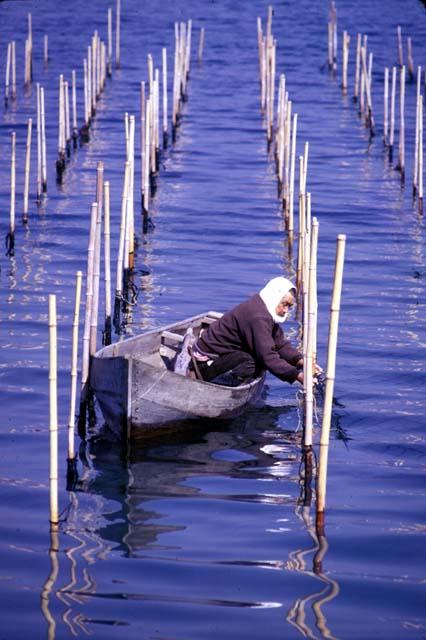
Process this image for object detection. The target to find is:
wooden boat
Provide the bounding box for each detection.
[90,311,266,438]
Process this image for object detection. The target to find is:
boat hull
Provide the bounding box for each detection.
[90,312,265,438]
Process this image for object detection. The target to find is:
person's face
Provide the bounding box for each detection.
[275,292,295,318]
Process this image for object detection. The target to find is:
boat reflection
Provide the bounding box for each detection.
[39,404,340,638]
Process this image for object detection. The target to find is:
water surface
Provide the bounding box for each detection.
[0,0,425,638]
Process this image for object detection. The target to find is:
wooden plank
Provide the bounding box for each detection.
[161,330,185,344]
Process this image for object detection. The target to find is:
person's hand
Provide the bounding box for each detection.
[297,358,304,368]
[296,370,304,384]
[314,362,323,375]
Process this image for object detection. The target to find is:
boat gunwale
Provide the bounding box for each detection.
[92,311,265,393]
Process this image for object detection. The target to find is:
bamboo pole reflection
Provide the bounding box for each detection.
[285,466,340,640]
[39,444,117,639]
[40,525,59,640]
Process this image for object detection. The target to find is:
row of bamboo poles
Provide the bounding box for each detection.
[327,3,424,214]
[46,17,200,526]
[3,4,122,257]
[3,8,203,263]
[258,6,346,531]
[4,13,33,106]
[3,7,118,107]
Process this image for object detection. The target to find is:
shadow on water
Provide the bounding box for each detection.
[40,403,341,639]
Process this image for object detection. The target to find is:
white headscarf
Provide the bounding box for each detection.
[259,276,296,323]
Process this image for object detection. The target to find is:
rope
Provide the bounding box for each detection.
[295,388,305,432]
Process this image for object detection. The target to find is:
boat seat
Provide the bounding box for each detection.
[161,330,185,345]
[200,316,218,326]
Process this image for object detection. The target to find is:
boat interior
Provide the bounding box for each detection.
[158,315,218,372]
[99,313,221,374]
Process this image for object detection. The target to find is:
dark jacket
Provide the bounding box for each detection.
[197,294,302,383]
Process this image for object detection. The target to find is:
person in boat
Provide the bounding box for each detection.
[191,276,305,387]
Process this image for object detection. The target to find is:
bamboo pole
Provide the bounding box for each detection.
[25,37,32,87]
[27,12,32,81]
[266,4,273,40]
[332,6,337,73]
[115,0,121,68]
[25,39,30,87]
[342,31,350,93]
[288,112,298,236]
[11,41,16,101]
[36,84,42,201]
[83,58,89,128]
[260,37,266,111]
[79,202,98,433]
[269,39,276,146]
[359,54,365,116]
[41,87,47,192]
[71,70,78,148]
[5,42,11,107]
[397,26,403,68]
[95,32,101,98]
[162,47,168,148]
[296,155,305,302]
[185,19,192,85]
[283,98,292,212]
[266,35,271,134]
[361,46,375,136]
[398,65,406,178]
[383,67,389,145]
[87,46,92,117]
[276,77,284,189]
[104,181,112,345]
[419,96,424,214]
[302,193,311,362]
[56,75,66,182]
[68,271,82,460]
[126,116,135,271]
[327,2,337,73]
[48,294,59,526]
[198,27,205,63]
[413,66,422,195]
[327,22,333,71]
[302,141,309,194]
[407,37,414,81]
[353,33,361,102]
[44,35,49,65]
[140,81,146,212]
[316,234,346,531]
[107,7,112,76]
[389,66,396,161]
[304,217,319,449]
[91,39,96,113]
[6,131,16,256]
[144,99,151,217]
[90,164,104,358]
[277,79,286,196]
[114,161,131,330]
[368,51,373,100]
[178,21,184,102]
[98,34,103,97]
[101,41,107,91]
[23,118,32,224]
[64,80,71,155]
[154,71,160,170]
[266,36,273,144]
[257,17,263,86]
[359,35,368,113]
[172,27,179,136]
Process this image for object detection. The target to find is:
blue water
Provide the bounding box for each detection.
[0,0,425,638]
